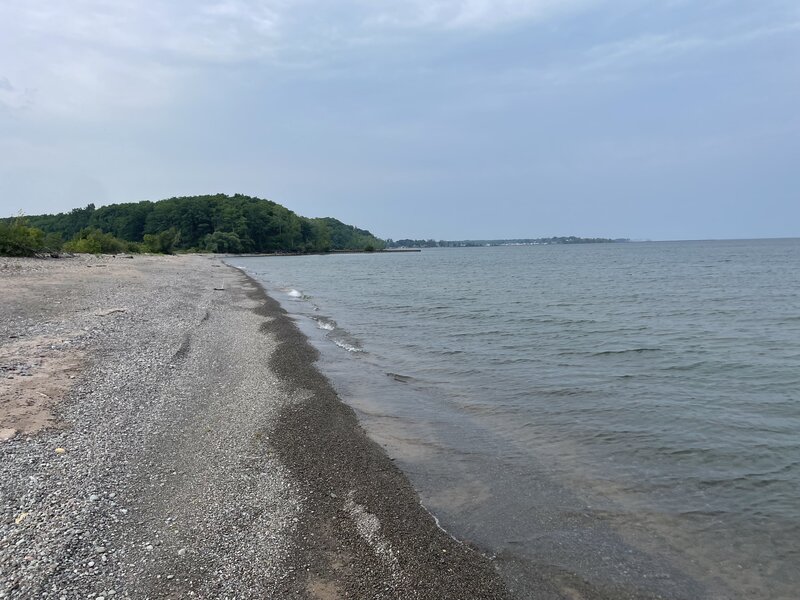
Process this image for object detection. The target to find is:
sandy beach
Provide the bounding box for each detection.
[0,254,510,599]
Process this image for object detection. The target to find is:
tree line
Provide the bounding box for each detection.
[1,194,385,256]
[385,236,629,248]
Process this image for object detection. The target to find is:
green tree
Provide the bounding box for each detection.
[143,227,180,254]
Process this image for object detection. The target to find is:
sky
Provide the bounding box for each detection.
[1,1,798,241]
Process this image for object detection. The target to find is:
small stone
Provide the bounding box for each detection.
[119,509,128,515]
[166,574,174,580]
[88,560,95,567]
[145,544,154,552]
[95,546,106,553]
[55,447,66,454]
[177,548,187,556]
[89,494,100,502]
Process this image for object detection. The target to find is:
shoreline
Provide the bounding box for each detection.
[0,254,511,598]
[241,268,511,598]
[230,256,712,600]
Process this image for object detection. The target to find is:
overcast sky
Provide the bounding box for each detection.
[1,1,798,240]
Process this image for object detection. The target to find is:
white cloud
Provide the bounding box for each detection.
[0,0,596,118]
[0,0,286,118]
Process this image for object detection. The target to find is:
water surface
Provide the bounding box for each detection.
[230,239,800,599]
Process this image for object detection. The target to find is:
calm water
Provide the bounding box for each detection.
[229,239,800,599]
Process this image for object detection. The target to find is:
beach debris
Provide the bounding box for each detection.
[214,279,226,291]
[55,447,66,454]
[15,512,30,525]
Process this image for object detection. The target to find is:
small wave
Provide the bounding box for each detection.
[591,348,661,356]
[662,361,708,371]
[311,316,336,331]
[333,339,365,353]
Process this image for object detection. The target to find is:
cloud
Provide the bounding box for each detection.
[0,0,288,118]
[0,0,598,119]
[0,0,796,120]
[361,0,599,30]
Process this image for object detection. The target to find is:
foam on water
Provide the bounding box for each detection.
[312,316,336,331]
[332,338,365,353]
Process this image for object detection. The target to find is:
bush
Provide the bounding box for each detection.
[0,217,52,256]
[63,227,126,254]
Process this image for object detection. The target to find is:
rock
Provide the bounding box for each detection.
[89,494,100,502]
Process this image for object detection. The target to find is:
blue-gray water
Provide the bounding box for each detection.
[230,239,800,599]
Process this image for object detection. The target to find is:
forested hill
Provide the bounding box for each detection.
[24,194,385,253]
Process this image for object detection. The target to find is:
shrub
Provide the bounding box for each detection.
[0,216,50,256]
[63,227,127,254]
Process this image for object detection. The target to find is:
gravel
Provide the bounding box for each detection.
[1,255,301,598]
